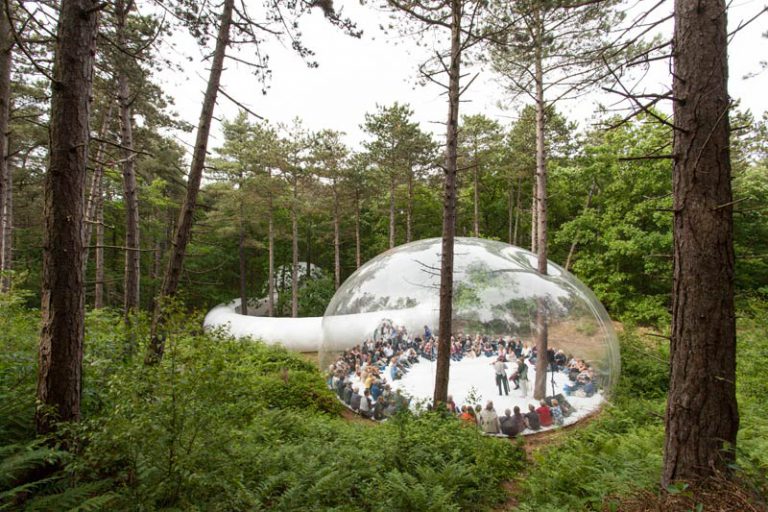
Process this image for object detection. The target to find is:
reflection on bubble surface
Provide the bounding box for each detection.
[321,237,619,431]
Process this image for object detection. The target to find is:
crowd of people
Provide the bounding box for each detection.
[325,320,599,427]
[459,398,568,436]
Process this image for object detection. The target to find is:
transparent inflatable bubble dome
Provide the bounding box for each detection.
[322,238,619,428]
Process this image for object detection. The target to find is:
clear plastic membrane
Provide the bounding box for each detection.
[321,237,619,431]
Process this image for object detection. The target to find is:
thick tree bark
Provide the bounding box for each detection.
[291,176,298,318]
[147,0,233,362]
[533,13,549,400]
[388,173,396,248]
[1,145,11,289]
[662,0,738,487]
[433,0,461,406]
[0,5,11,291]
[0,4,14,292]
[116,0,140,316]
[36,0,99,435]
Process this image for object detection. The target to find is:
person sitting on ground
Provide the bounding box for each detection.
[342,382,353,405]
[373,395,387,420]
[525,404,541,431]
[499,408,519,437]
[459,405,475,424]
[554,349,567,370]
[383,398,398,418]
[536,400,553,428]
[359,389,373,419]
[370,377,382,402]
[350,387,362,412]
[550,398,564,426]
[512,405,527,433]
[479,400,501,434]
[446,395,457,414]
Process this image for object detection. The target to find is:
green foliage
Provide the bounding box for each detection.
[515,312,768,510]
[515,329,669,511]
[733,299,768,497]
[553,117,674,326]
[0,292,38,445]
[0,301,524,510]
[297,274,335,316]
[614,330,669,400]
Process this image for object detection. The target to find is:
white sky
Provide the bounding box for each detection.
[157,0,768,154]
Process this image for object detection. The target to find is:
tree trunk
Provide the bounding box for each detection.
[333,183,340,289]
[406,166,413,242]
[533,13,549,400]
[116,0,140,317]
[82,102,114,274]
[147,0,234,363]
[1,146,12,290]
[238,177,247,315]
[0,4,11,291]
[306,217,312,280]
[94,182,105,308]
[473,144,480,237]
[291,176,298,318]
[564,180,596,272]
[508,176,514,245]
[355,187,361,268]
[389,174,396,248]
[433,0,461,406]
[267,172,275,316]
[662,0,738,487]
[530,181,537,252]
[37,0,99,435]
[513,175,521,246]
[148,233,161,312]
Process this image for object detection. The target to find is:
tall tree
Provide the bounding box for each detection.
[114,0,140,318]
[490,0,622,398]
[346,153,371,269]
[147,0,358,360]
[662,0,738,486]
[388,0,488,405]
[36,0,99,434]
[310,129,348,289]
[0,2,12,291]
[362,102,430,248]
[458,114,503,237]
[277,124,311,318]
[147,0,234,362]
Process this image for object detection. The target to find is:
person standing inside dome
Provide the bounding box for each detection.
[492,356,510,396]
[518,358,530,398]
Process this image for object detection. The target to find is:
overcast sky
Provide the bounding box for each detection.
[157,0,768,154]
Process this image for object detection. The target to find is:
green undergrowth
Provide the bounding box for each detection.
[0,298,523,511]
[514,301,768,511]
[2,292,766,511]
